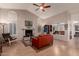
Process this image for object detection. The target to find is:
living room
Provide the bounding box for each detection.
[0,3,79,56]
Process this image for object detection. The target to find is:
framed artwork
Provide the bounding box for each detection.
[50,25,52,32]
[53,26,55,32]
[75,25,79,31]
[44,25,48,32]
[25,20,32,27]
[64,24,68,30]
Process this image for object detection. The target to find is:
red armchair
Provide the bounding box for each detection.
[32,34,53,49]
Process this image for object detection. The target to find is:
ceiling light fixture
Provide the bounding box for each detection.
[40,6,43,10]
[33,3,51,12]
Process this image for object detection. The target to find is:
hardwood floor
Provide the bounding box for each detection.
[1,39,79,56]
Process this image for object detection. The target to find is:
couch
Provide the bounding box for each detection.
[32,34,53,49]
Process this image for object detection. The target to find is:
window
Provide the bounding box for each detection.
[9,23,16,35]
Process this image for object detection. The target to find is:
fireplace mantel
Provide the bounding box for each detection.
[22,27,34,30]
[22,28,33,30]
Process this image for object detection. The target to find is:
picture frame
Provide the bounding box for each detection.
[75,25,79,31]
[64,24,68,30]
[25,20,32,27]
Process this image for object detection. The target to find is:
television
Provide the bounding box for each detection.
[25,20,32,26]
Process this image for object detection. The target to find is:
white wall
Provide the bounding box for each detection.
[43,11,70,24]
[1,8,78,41]
[0,9,39,39]
[41,11,71,41]
[70,11,79,39]
[15,10,39,39]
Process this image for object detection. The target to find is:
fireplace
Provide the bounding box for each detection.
[25,30,33,37]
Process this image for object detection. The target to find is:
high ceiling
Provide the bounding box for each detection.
[0,3,79,19]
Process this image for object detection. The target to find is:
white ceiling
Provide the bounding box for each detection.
[0,3,79,19]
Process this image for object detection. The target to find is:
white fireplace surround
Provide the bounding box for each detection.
[22,25,35,36]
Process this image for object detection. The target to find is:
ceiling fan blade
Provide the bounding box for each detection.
[35,8,39,11]
[41,3,45,6]
[33,4,40,7]
[42,9,45,12]
[44,5,51,8]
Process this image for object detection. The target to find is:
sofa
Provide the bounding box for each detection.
[32,34,53,49]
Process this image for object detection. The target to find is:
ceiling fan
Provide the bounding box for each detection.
[33,3,51,12]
